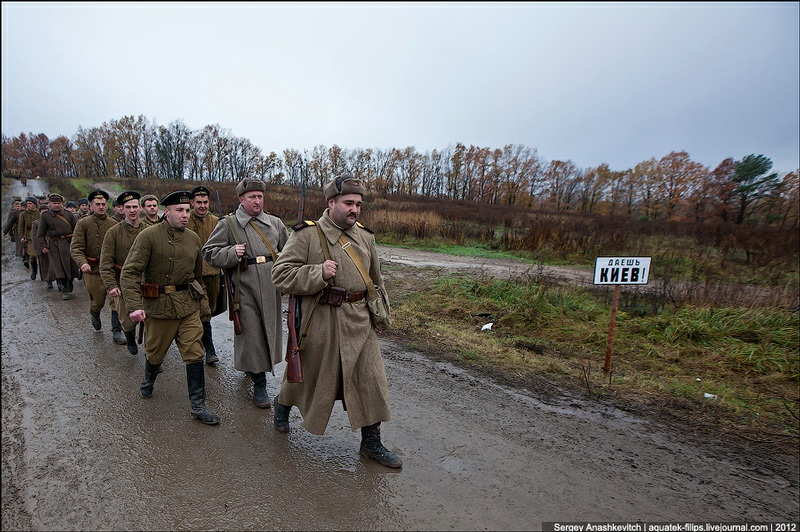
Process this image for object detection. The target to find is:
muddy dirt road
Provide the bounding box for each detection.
[2,180,798,531]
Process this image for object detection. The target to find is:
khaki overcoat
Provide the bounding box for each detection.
[202,206,289,374]
[271,209,391,435]
[18,208,40,257]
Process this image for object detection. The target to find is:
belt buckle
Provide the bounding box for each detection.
[256,256,266,264]
[164,285,176,294]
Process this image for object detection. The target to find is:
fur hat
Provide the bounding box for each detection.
[235,178,267,197]
[323,174,367,201]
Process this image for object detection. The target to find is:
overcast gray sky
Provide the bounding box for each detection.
[2,1,798,174]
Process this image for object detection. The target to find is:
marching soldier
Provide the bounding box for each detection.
[32,203,51,288]
[18,197,40,281]
[71,190,121,340]
[120,190,219,426]
[140,194,161,226]
[3,197,23,265]
[187,185,222,365]
[100,191,148,355]
[76,198,91,219]
[36,193,79,300]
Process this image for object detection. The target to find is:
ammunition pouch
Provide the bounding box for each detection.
[141,282,160,299]
[318,285,346,307]
[86,256,98,268]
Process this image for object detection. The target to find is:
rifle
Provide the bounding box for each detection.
[225,266,242,335]
[285,180,306,383]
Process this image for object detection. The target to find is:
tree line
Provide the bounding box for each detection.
[2,114,797,227]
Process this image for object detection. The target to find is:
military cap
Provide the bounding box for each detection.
[236,178,266,197]
[48,193,64,203]
[37,195,47,201]
[160,190,192,206]
[24,197,37,205]
[111,198,118,207]
[140,193,158,205]
[323,174,367,201]
[117,190,141,206]
[38,203,49,211]
[12,195,22,201]
[88,189,110,202]
[191,185,211,198]
[66,201,77,208]
[78,198,89,205]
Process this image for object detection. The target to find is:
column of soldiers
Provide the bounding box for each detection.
[4,177,404,468]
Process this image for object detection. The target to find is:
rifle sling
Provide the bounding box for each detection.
[225,215,242,310]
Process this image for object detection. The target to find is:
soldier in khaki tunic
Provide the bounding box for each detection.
[100,191,147,355]
[120,190,219,426]
[187,185,222,365]
[76,198,91,220]
[110,198,125,223]
[37,193,79,300]
[2,197,23,264]
[271,174,402,468]
[71,190,121,341]
[140,194,161,226]
[203,178,290,408]
[18,197,40,281]
[32,203,51,288]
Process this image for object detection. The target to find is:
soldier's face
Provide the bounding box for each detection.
[143,200,159,218]
[50,201,62,212]
[12,202,21,210]
[192,195,210,216]
[26,202,37,210]
[328,194,362,229]
[91,198,107,215]
[165,204,191,229]
[124,200,141,223]
[79,204,89,213]
[114,204,124,215]
[239,191,263,217]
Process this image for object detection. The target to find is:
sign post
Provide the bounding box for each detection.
[593,257,652,375]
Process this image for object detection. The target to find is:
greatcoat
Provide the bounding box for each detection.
[18,208,40,257]
[36,208,78,281]
[202,205,289,374]
[32,218,49,276]
[271,209,391,435]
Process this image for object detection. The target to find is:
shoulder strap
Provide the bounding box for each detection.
[336,235,378,300]
[225,215,242,305]
[246,219,278,262]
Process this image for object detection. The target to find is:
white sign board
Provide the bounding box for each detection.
[593,257,651,285]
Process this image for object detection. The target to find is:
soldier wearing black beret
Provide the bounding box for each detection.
[77,198,91,220]
[71,187,119,334]
[121,189,220,426]
[188,185,222,365]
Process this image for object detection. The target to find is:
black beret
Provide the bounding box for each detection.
[48,193,64,203]
[323,174,367,201]
[78,198,89,205]
[160,190,193,207]
[88,189,110,202]
[66,201,77,208]
[24,197,37,205]
[117,190,141,206]
[191,186,211,198]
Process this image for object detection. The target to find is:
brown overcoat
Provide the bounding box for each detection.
[271,209,391,435]
[36,209,78,280]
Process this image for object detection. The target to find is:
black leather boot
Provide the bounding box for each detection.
[111,311,126,344]
[90,309,102,330]
[273,396,291,433]
[140,360,161,398]
[249,372,271,408]
[30,261,37,281]
[186,362,220,425]
[360,422,402,469]
[124,330,138,355]
[201,322,219,364]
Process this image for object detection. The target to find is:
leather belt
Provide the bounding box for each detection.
[344,291,365,303]
[159,284,189,294]
[246,255,272,265]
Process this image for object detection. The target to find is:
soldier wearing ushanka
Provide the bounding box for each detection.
[18,197,40,281]
[71,189,121,340]
[100,190,147,355]
[120,190,219,426]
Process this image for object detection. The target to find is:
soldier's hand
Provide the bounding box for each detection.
[235,242,246,258]
[80,263,91,273]
[130,309,146,323]
[322,260,338,281]
[109,287,121,297]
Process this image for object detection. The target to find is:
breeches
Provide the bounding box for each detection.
[202,274,221,323]
[109,294,134,332]
[83,272,107,312]
[144,312,204,365]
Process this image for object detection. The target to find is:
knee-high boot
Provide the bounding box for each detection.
[186,362,220,425]
[111,310,126,345]
[124,330,138,355]
[248,371,271,408]
[201,321,219,364]
[30,260,37,281]
[360,422,403,469]
[140,360,161,398]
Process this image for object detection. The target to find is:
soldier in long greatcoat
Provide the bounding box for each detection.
[18,197,40,280]
[270,174,402,469]
[203,178,289,408]
[71,190,119,339]
[32,204,51,288]
[120,190,218,426]
[100,190,147,355]
[37,193,78,299]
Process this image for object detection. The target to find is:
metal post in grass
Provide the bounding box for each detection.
[593,256,652,375]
